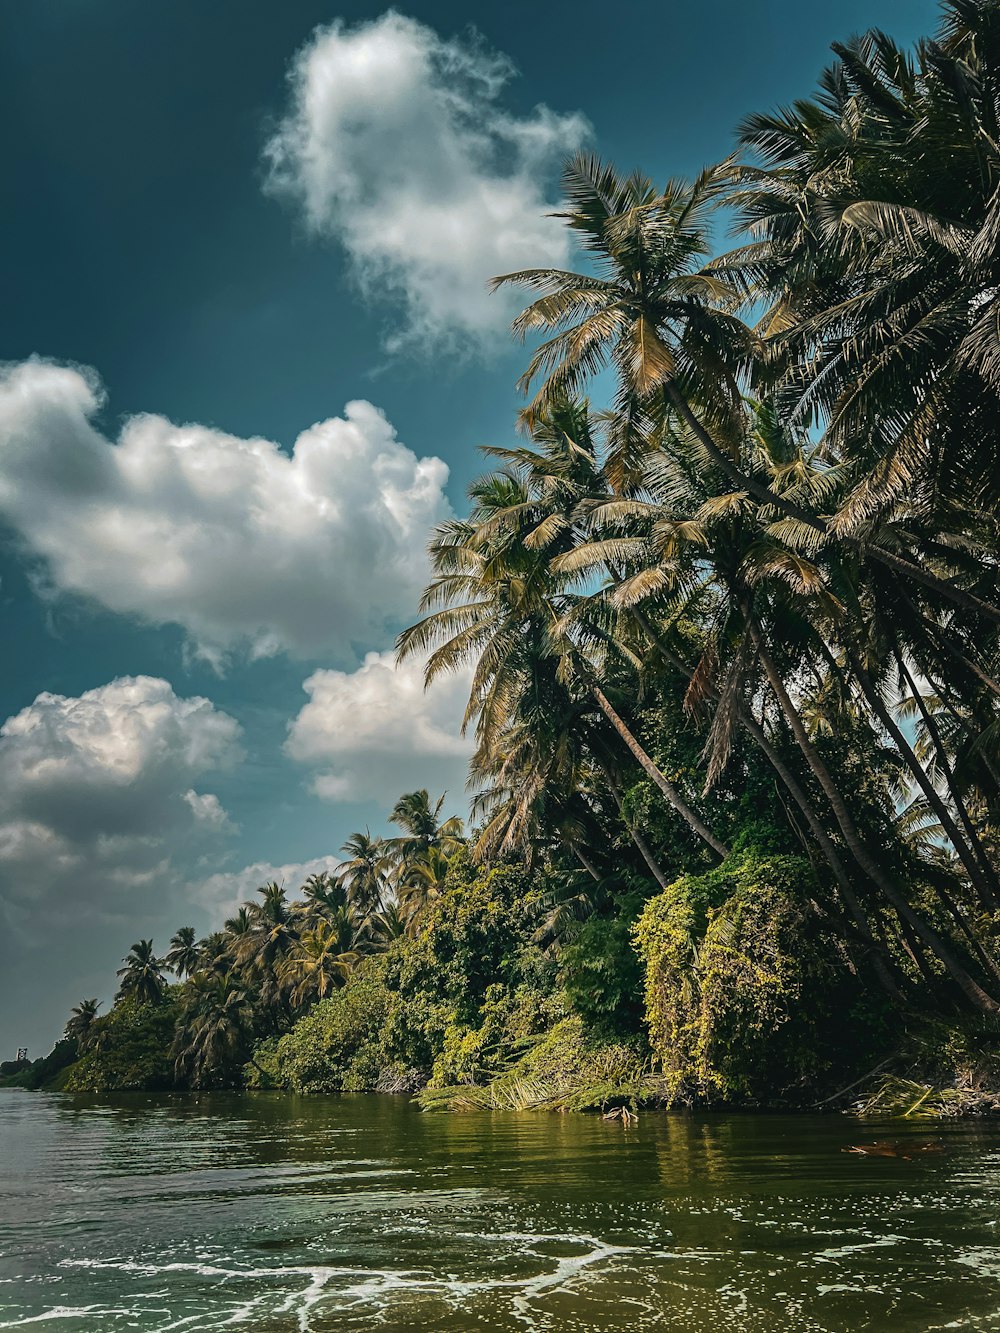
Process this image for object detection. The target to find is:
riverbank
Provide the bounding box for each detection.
[7,1006,1000,1121]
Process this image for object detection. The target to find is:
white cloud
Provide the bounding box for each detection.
[286,649,472,804]
[0,675,241,926]
[0,359,452,662]
[265,11,587,348]
[191,855,342,924]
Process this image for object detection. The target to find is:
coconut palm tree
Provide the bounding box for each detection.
[387,793,465,865]
[728,5,1000,628]
[173,973,257,1088]
[397,404,729,859]
[237,883,299,1010]
[115,940,165,1006]
[165,926,200,979]
[64,998,101,1049]
[300,871,347,919]
[336,834,389,921]
[279,918,359,1008]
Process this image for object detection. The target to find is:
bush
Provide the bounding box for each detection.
[0,1039,78,1090]
[62,998,179,1092]
[560,893,647,1039]
[419,1015,662,1113]
[634,850,878,1104]
[267,958,400,1092]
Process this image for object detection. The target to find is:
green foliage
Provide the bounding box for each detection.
[262,855,558,1095]
[635,851,882,1105]
[63,998,181,1092]
[0,1039,78,1090]
[266,957,396,1093]
[419,1015,662,1114]
[560,894,647,1039]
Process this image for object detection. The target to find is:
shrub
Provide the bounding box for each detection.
[62,998,179,1092]
[634,851,875,1104]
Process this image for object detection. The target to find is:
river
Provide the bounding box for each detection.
[2,1088,1000,1330]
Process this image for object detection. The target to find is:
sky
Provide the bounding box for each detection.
[0,0,941,1056]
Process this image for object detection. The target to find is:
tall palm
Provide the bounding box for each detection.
[397,846,454,929]
[165,926,200,979]
[366,901,408,950]
[729,6,1000,626]
[173,973,257,1088]
[238,883,299,1009]
[115,940,165,1006]
[498,152,1000,633]
[336,833,389,920]
[397,404,728,859]
[64,998,101,1049]
[299,871,347,919]
[279,918,358,1008]
[387,793,465,864]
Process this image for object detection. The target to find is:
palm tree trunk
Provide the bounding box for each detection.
[597,756,670,889]
[894,649,1000,898]
[749,619,1000,1014]
[570,842,602,882]
[846,646,1000,908]
[629,606,903,993]
[740,705,904,1000]
[589,682,729,859]
[629,605,903,994]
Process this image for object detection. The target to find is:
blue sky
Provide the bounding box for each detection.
[0,0,941,1054]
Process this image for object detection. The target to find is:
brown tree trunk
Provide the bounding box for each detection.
[598,756,670,889]
[590,682,729,859]
[630,605,903,996]
[750,620,1000,1014]
[893,649,1000,901]
[846,646,1000,909]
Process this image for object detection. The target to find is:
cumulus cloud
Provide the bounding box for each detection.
[0,359,452,662]
[0,675,241,934]
[265,11,588,348]
[191,855,343,924]
[286,650,472,804]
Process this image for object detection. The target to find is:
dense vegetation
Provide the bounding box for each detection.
[9,2,1000,1112]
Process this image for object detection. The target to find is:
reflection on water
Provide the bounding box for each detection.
[1,1088,999,1330]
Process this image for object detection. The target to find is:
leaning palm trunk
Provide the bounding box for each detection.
[596,756,670,889]
[738,705,904,1001]
[588,681,729,860]
[846,646,1000,909]
[630,607,902,996]
[893,649,1000,899]
[750,620,1000,1014]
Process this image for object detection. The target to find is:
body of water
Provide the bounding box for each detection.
[2,1088,1000,1329]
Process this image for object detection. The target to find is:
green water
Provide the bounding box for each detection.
[2,1089,1000,1330]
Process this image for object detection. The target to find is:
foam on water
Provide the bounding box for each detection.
[38,1236,634,1332]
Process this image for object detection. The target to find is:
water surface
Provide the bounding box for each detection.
[2,1088,999,1330]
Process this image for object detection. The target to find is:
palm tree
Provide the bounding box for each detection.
[237,883,299,1010]
[397,404,729,859]
[279,918,358,1008]
[387,793,465,864]
[300,871,347,919]
[729,6,1000,626]
[173,973,257,1088]
[165,926,200,979]
[336,834,389,920]
[115,940,165,1006]
[64,998,101,1049]
[366,901,408,949]
[397,845,454,928]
